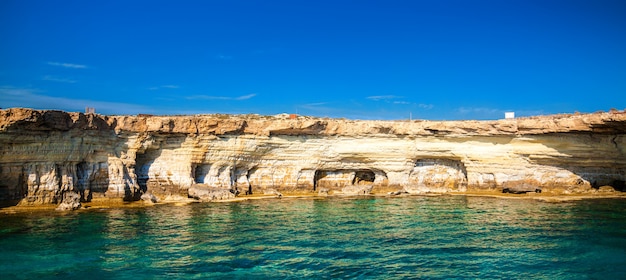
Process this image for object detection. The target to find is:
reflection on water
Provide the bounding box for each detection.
[1,196,626,279]
[102,206,197,277]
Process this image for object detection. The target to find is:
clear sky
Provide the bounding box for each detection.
[1,0,625,120]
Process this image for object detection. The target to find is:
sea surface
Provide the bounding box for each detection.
[1,196,626,279]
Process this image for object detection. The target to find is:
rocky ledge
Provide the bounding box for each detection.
[1,108,625,210]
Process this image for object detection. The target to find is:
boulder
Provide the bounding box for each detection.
[188,184,236,201]
[140,192,158,203]
[55,191,81,211]
[597,186,616,193]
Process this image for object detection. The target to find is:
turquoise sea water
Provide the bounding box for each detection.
[1,196,626,279]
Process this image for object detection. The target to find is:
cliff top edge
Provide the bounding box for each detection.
[1,107,626,136]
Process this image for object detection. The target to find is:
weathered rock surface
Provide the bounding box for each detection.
[341,184,374,195]
[140,192,159,203]
[55,191,81,211]
[263,189,283,198]
[502,183,542,194]
[188,184,235,201]
[1,108,625,208]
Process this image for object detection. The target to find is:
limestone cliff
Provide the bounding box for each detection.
[1,108,625,207]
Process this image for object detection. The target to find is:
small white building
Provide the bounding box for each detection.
[505,112,515,119]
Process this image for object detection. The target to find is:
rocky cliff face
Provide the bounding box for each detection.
[1,108,625,207]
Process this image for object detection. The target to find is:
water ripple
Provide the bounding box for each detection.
[1,196,626,279]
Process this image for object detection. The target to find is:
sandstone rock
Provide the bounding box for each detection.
[408,159,467,192]
[263,189,283,198]
[597,186,616,193]
[160,194,191,202]
[188,184,235,201]
[1,108,625,206]
[341,184,373,195]
[564,184,592,194]
[140,192,158,203]
[55,191,81,211]
[502,183,542,194]
[318,188,330,196]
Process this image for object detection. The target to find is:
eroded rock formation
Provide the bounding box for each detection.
[1,108,625,208]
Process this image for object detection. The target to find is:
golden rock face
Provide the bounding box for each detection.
[1,108,625,205]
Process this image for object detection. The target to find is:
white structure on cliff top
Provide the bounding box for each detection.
[505,112,515,119]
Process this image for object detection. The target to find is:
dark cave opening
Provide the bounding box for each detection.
[193,164,211,184]
[352,170,376,185]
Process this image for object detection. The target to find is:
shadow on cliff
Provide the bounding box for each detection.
[447,133,626,191]
[76,161,111,202]
[0,179,23,208]
[0,199,21,208]
[123,164,140,201]
[531,133,625,191]
[133,135,188,199]
[134,148,163,199]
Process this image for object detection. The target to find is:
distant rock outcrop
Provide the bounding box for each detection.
[1,108,625,209]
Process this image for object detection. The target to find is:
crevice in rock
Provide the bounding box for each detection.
[135,152,151,194]
[248,167,259,194]
[244,171,252,194]
[76,161,93,202]
[232,167,251,195]
[134,149,164,200]
[611,135,619,151]
[313,170,320,191]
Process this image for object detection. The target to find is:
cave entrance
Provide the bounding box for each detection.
[135,150,157,193]
[193,164,211,184]
[611,180,625,192]
[76,161,89,189]
[353,170,375,185]
[76,161,91,201]
[314,169,376,191]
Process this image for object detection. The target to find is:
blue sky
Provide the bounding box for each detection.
[1,0,625,120]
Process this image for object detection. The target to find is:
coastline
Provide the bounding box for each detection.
[2,190,625,214]
[2,108,625,212]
